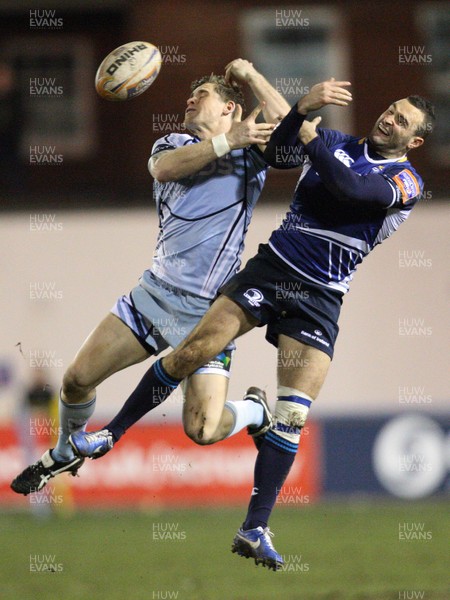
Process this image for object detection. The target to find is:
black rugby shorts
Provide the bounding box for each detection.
[220,244,343,359]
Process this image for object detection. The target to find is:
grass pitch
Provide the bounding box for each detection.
[0,501,448,600]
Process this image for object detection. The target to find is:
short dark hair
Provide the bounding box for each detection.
[190,74,245,112]
[407,95,436,138]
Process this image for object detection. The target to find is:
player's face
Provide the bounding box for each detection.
[184,83,233,133]
[369,99,425,157]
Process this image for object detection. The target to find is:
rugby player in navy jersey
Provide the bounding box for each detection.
[11,59,290,495]
[50,77,434,570]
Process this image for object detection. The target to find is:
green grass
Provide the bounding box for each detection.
[0,501,448,600]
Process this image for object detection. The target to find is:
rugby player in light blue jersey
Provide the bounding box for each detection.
[11,59,290,495]
[40,78,433,570]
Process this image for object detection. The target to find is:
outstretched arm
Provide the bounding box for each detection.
[225,58,291,124]
[263,78,352,169]
[300,118,403,208]
[150,105,273,182]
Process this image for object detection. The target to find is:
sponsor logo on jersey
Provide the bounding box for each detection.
[334,149,354,167]
[243,288,264,307]
[392,169,421,204]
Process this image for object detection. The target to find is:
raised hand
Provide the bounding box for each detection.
[297,78,352,115]
[226,103,275,149]
[224,58,257,85]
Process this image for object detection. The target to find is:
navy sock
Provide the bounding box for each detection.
[243,438,296,530]
[106,359,180,442]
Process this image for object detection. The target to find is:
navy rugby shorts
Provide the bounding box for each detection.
[220,244,343,359]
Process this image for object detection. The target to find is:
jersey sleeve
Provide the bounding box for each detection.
[263,103,356,170]
[382,166,423,208]
[151,133,194,157]
[304,136,423,209]
[317,128,355,148]
[263,103,306,169]
[248,145,270,173]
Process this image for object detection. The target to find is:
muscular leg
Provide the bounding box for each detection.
[53,313,150,460]
[277,334,330,397]
[182,373,232,445]
[242,335,330,531]
[62,313,151,404]
[183,371,267,445]
[105,296,259,443]
[164,295,258,379]
[176,297,261,444]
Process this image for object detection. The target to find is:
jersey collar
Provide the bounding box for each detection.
[363,139,408,164]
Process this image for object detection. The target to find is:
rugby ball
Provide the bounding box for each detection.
[95,41,162,101]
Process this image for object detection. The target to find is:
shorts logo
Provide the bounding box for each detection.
[243,288,264,307]
[301,329,330,348]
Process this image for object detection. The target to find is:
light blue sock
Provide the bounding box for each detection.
[224,400,263,438]
[52,395,96,461]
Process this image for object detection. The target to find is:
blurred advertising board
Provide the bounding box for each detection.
[0,422,321,508]
[322,413,449,499]
[2,413,447,508]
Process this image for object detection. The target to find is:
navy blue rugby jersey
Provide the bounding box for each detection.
[268,126,423,294]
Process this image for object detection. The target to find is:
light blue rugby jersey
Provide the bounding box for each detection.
[149,133,267,299]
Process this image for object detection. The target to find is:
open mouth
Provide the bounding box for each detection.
[378,123,390,137]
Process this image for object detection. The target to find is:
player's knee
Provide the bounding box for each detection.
[184,419,216,446]
[186,431,214,446]
[62,364,93,399]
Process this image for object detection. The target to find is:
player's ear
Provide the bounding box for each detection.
[223,100,235,116]
[407,136,424,151]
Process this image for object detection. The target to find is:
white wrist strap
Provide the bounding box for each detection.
[211,133,231,157]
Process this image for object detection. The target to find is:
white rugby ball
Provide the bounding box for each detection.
[95,41,162,101]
